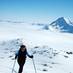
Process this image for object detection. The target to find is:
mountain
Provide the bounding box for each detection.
[0,36,73,73]
[48,17,73,33]
[0,19,24,24]
[0,17,73,73]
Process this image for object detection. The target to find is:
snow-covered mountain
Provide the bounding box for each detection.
[0,36,73,73]
[49,17,73,33]
[31,17,73,33]
[1,17,73,34]
[0,18,73,73]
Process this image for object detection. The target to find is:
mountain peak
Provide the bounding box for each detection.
[53,17,67,25]
[49,17,73,33]
[50,17,68,27]
[57,17,65,20]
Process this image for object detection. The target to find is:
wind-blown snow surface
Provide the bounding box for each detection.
[0,21,73,73]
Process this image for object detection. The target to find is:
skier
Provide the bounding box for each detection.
[15,45,33,73]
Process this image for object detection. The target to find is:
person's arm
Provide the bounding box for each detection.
[26,49,33,58]
[15,51,19,59]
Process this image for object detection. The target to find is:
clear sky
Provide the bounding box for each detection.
[0,0,73,23]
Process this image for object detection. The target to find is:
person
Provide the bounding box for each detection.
[15,45,33,73]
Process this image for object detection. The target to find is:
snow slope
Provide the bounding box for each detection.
[0,21,73,73]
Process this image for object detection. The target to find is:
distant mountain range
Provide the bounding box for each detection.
[0,17,73,33]
[48,17,73,33]
[0,20,24,23]
[32,17,73,33]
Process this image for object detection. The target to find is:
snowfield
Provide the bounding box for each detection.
[0,21,73,73]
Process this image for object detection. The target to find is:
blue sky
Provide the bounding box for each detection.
[0,0,73,23]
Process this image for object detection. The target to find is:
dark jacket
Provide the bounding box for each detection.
[15,49,33,64]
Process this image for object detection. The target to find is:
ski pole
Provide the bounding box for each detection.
[12,60,16,73]
[32,58,37,73]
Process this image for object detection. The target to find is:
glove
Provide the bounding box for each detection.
[30,55,33,58]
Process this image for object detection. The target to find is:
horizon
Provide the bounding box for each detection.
[0,0,73,23]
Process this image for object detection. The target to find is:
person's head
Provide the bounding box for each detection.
[20,45,26,52]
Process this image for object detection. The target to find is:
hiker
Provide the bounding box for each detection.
[15,45,33,73]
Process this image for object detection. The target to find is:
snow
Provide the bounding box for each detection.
[49,17,73,33]
[0,21,73,73]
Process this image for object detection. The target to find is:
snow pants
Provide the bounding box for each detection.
[17,58,26,73]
